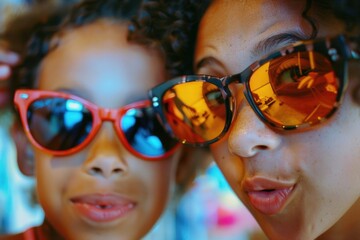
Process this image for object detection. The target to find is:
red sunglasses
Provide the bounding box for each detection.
[14,89,180,160]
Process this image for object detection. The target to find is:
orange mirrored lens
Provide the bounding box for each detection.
[162,81,227,144]
[249,51,339,127]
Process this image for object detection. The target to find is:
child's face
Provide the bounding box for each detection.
[195,0,360,239]
[33,20,181,240]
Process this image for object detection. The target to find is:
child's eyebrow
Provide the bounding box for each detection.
[56,87,149,105]
[55,88,86,98]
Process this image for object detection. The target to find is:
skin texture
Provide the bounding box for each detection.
[195,0,360,239]
[32,20,181,240]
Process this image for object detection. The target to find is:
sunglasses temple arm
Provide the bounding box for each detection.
[347,36,360,60]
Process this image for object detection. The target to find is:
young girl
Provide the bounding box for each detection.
[0,0,207,239]
[149,0,360,239]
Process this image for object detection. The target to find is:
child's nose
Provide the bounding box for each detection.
[228,103,281,158]
[85,154,127,178]
[83,122,128,179]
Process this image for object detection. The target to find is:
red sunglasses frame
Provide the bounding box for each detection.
[14,89,180,160]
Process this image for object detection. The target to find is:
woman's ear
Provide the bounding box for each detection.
[175,145,213,194]
[352,81,360,104]
[349,62,360,104]
[10,120,35,176]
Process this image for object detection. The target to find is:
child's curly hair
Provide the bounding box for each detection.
[2,0,210,100]
[1,0,150,95]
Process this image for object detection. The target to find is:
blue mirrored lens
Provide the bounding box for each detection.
[27,98,93,151]
[121,106,177,157]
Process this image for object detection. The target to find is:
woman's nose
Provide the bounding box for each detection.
[228,103,281,158]
[83,122,128,178]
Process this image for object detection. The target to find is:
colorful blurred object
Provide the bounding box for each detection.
[176,162,265,240]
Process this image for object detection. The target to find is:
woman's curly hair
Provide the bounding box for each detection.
[137,0,360,86]
[331,0,360,28]
[139,0,211,77]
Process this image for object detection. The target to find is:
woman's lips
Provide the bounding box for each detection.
[244,177,295,215]
[71,194,136,222]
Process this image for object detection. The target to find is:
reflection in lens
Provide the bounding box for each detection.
[27,98,93,151]
[121,106,177,157]
[161,81,226,144]
[249,51,338,127]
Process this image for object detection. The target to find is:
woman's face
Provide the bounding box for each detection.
[34,20,181,240]
[195,0,360,239]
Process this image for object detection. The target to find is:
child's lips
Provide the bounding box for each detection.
[70,194,136,222]
[243,177,296,215]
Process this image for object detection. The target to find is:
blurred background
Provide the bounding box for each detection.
[0,1,264,239]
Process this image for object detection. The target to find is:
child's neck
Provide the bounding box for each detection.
[317,198,360,240]
[36,219,64,240]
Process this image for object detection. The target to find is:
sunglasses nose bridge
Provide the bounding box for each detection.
[98,108,118,122]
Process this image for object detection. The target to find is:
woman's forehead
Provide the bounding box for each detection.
[195,0,310,73]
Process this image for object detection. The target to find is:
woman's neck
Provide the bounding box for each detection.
[317,198,360,240]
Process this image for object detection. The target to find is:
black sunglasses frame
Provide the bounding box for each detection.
[150,35,359,146]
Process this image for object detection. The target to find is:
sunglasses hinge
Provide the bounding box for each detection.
[151,96,160,107]
[19,93,30,100]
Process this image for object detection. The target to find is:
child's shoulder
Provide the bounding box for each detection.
[0,228,37,240]
[0,232,24,240]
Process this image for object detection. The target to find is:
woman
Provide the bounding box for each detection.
[150,0,360,239]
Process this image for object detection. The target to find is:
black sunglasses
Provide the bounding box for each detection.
[149,34,360,146]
